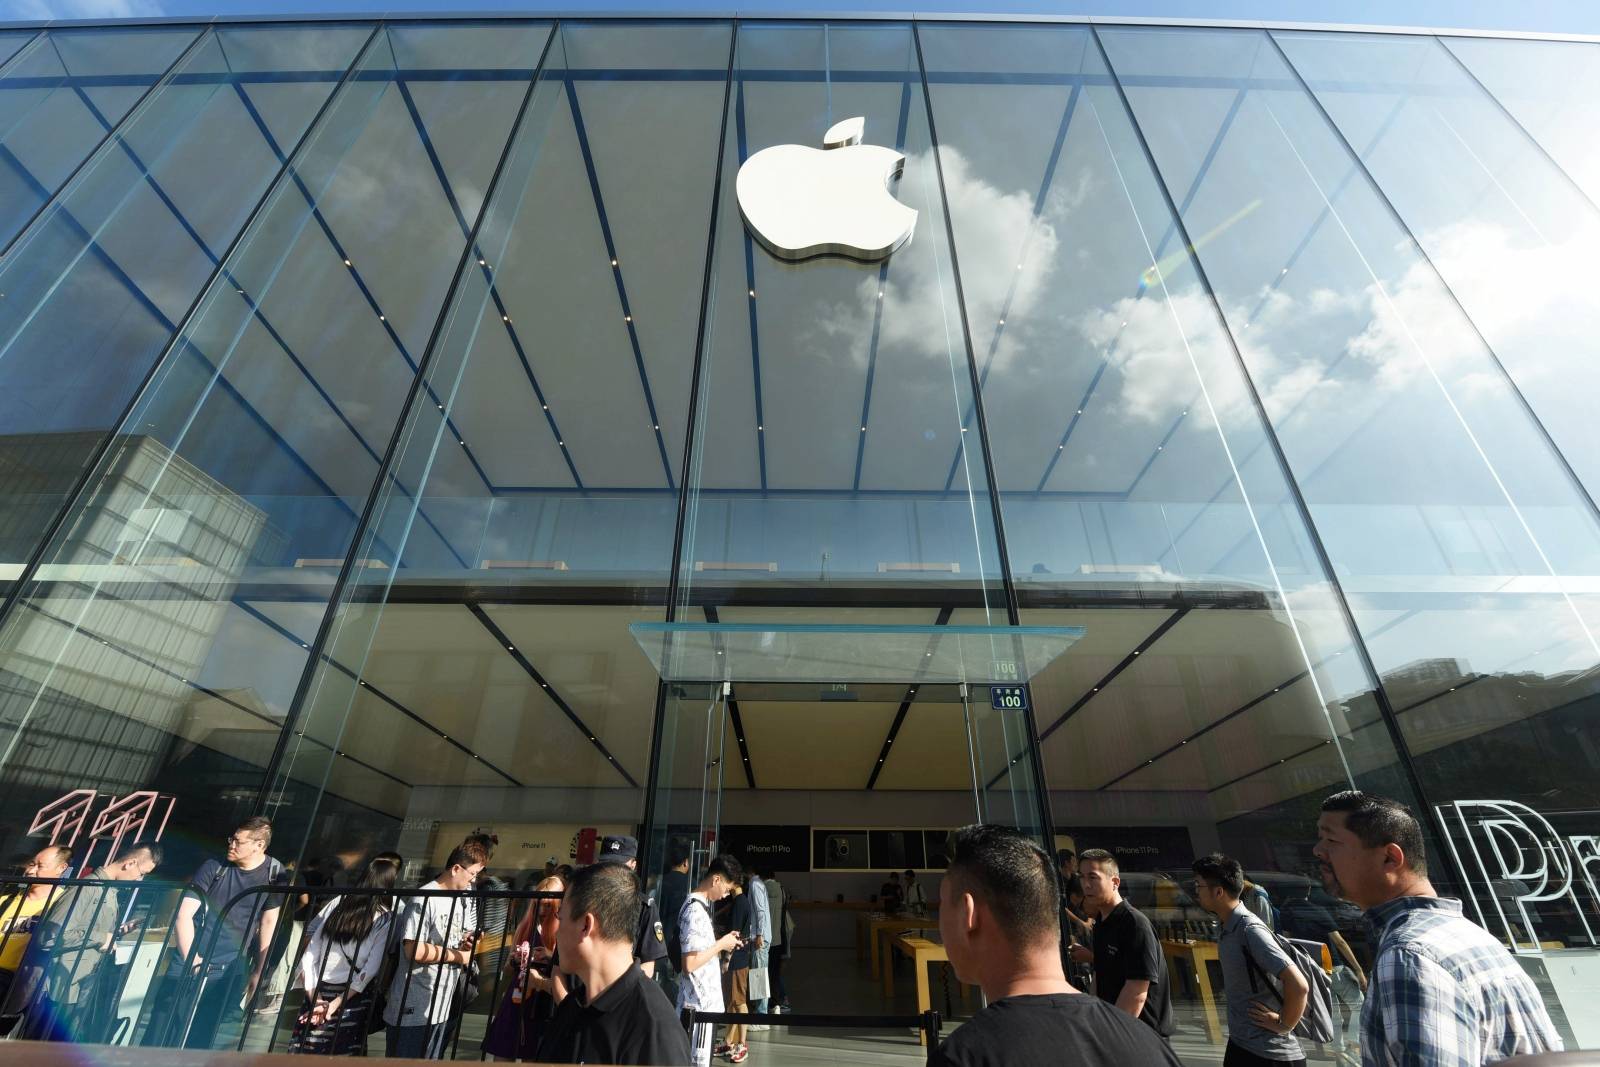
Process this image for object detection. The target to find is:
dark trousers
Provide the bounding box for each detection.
[1224,1041,1306,1067]
[181,963,248,1050]
[770,950,788,1005]
[388,1021,452,1059]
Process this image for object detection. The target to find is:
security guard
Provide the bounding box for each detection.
[595,835,669,978]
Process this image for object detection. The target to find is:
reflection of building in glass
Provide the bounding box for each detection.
[0,13,1595,1054]
[0,433,270,817]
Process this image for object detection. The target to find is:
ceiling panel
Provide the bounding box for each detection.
[738,699,899,790]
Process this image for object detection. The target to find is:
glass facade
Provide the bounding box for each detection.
[0,13,1595,1060]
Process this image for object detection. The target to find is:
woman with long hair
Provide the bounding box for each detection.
[288,852,402,1055]
[481,874,567,1062]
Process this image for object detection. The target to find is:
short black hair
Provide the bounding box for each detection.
[236,816,272,847]
[668,840,693,867]
[564,862,641,943]
[115,842,163,867]
[945,825,1057,950]
[1077,848,1118,876]
[705,854,741,884]
[1056,849,1075,865]
[1322,790,1427,876]
[1191,853,1244,897]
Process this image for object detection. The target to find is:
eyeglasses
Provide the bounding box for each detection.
[227,835,263,848]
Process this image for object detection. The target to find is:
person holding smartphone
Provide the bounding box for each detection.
[678,855,744,1067]
[384,841,488,1059]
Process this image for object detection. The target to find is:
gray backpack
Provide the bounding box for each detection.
[1243,922,1336,1044]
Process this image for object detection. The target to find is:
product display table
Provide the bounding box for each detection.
[888,935,975,1043]
[1161,938,1221,1044]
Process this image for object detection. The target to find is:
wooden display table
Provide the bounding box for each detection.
[863,915,939,980]
[1161,939,1221,1043]
[888,936,974,1043]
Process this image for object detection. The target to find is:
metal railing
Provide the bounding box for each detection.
[0,874,562,1059]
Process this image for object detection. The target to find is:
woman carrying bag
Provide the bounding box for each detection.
[289,854,401,1056]
[482,874,567,1062]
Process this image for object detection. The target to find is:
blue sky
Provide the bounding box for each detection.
[3,0,1599,36]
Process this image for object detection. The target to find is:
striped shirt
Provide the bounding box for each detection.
[1361,895,1562,1067]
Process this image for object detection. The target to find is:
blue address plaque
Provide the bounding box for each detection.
[989,685,1029,711]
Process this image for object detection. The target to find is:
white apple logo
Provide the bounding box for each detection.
[736,116,917,262]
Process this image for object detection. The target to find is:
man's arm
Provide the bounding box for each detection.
[174,896,202,966]
[1248,962,1309,1034]
[1116,978,1150,1018]
[1329,930,1367,990]
[403,938,472,966]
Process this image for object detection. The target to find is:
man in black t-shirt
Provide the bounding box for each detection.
[933,826,1180,1067]
[539,862,690,1065]
[1073,848,1173,1041]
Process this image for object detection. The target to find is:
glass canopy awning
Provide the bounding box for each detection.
[628,622,1084,685]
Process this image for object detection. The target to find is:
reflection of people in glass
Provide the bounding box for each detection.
[6,843,160,1043]
[1191,853,1308,1067]
[1072,849,1173,1043]
[1279,877,1365,1065]
[0,845,71,1035]
[1313,791,1562,1064]
[171,817,287,1049]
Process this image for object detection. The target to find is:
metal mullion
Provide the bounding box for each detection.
[0,25,206,261]
[640,19,738,883]
[1088,23,1454,863]
[252,22,560,838]
[0,23,379,657]
[912,23,1053,852]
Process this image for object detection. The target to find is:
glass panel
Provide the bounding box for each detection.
[0,22,552,932]
[629,620,1083,683]
[678,21,1009,617]
[1100,24,1600,1046]
[1276,29,1600,525]
[260,21,731,951]
[0,30,34,70]
[0,24,370,592]
[0,26,197,252]
[919,24,1443,1057]
[1445,36,1600,207]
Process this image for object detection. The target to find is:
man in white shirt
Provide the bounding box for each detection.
[384,841,487,1059]
[677,855,744,1067]
[904,869,930,913]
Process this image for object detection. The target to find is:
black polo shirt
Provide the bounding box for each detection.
[535,962,691,1065]
[1091,899,1172,1037]
[633,893,668,968]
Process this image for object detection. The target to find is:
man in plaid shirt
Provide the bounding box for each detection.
[1313,791,1562,1067]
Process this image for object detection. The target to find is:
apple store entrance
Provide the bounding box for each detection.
[632,621,1079,1046]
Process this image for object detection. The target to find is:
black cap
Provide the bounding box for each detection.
[597,835,638,864]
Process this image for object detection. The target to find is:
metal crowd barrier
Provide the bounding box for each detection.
[680,1007,944,1064]
[0,874,562,1059]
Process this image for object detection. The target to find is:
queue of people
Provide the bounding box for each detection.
[0,789,1573,1066]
